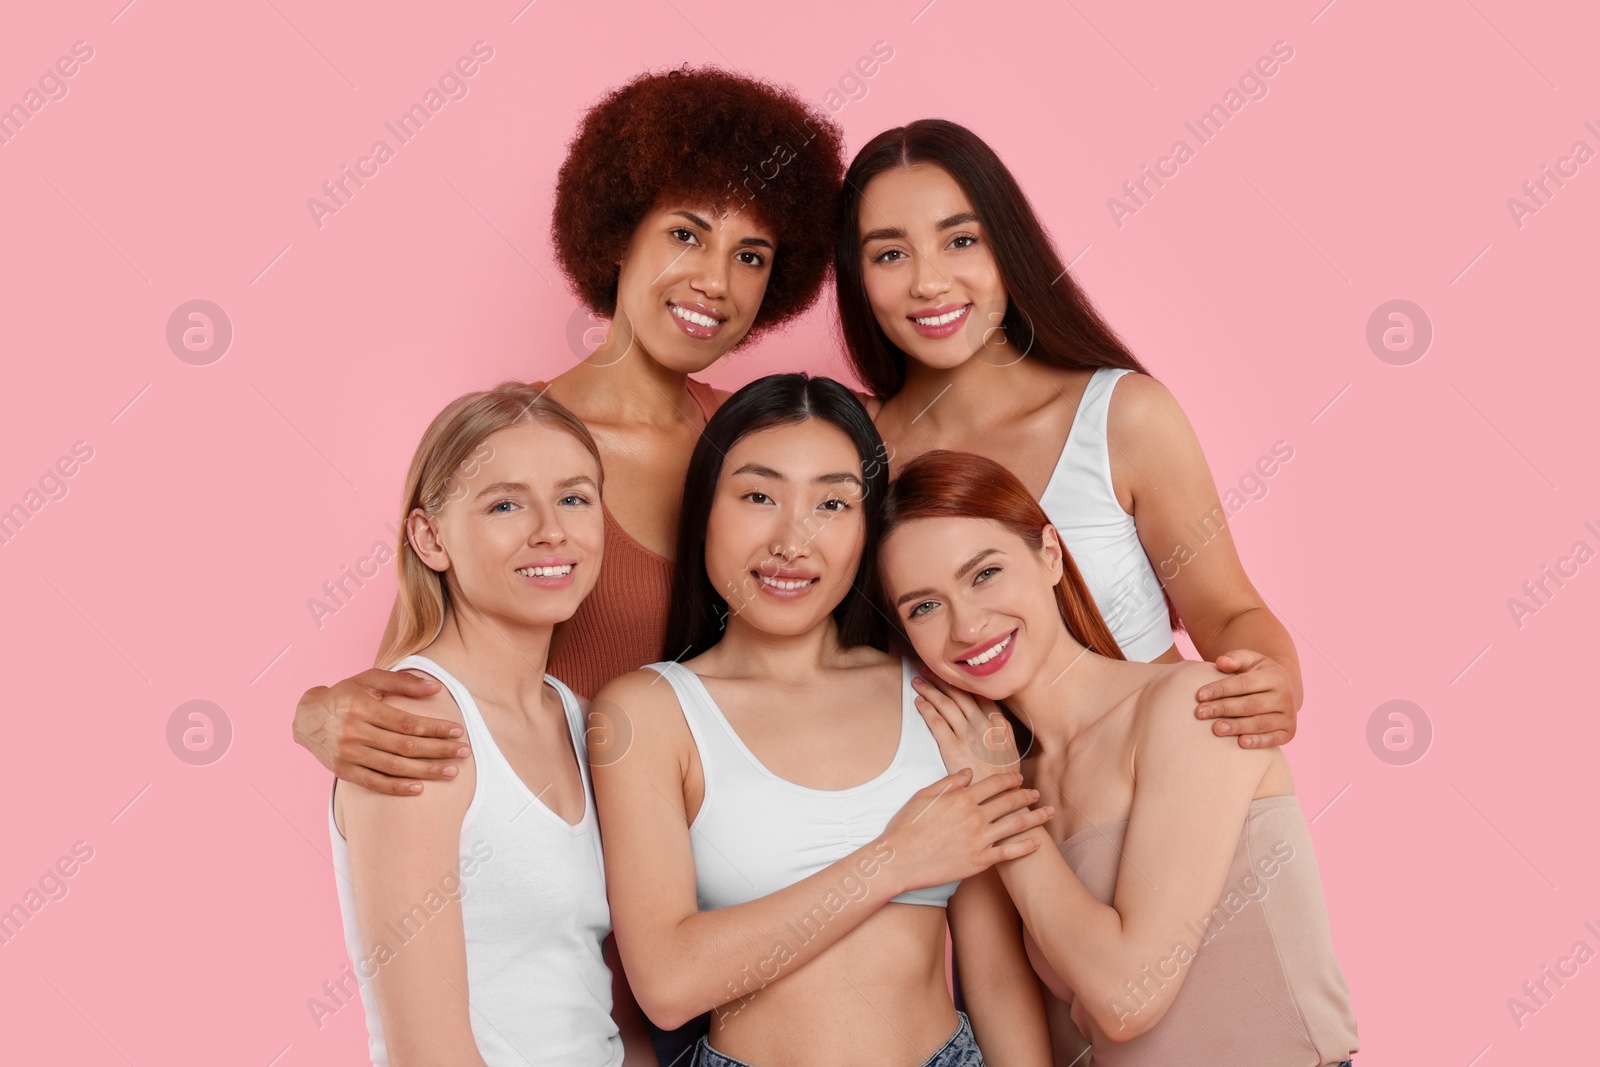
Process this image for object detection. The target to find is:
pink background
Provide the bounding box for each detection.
[2,0,1595,1063]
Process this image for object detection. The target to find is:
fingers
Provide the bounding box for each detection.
[966,770,1025,802]
[368,699,468,742]
[1194,673,1271,705]
[926,767,974,795]
[352,743,465,781]
[1210,649,1265,674]
[911,679,966,732]
[989,800,1054,837]
[977,785,1041,818]
[355,667,445,699]
[1197,692,1280,720]
[1233,728,1293,750]
[988,832,1045,863]
[349,767,428,796]
[1209,711,1291,738]
[913,699,959,745]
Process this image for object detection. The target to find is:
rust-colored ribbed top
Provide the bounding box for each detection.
[544,378,720,699]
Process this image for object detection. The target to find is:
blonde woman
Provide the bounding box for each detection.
[328,381,655,1066]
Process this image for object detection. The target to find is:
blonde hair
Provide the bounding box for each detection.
[376,381,603,669]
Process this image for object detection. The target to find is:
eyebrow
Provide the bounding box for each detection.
[860,211,981,245]
[472,475,596,499]
[730,462,864,489]
[893,547,1001,608]
[670,210,775,250]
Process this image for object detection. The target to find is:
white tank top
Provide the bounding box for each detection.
[1038,367,1175,662]
[328,654,623,1067]
[645,656,961,911]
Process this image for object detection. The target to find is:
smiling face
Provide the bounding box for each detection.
[610,199,777,374]
[703,419,869,637]
[856,164,1010,371]
[413,421,604,630]
[880,515,1068,700]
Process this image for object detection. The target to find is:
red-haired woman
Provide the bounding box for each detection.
[876,449,1358,1066]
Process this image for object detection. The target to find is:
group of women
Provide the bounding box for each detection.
[296,67,1359,1066]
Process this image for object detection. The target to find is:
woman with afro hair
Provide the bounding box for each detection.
[292,66,847,1065]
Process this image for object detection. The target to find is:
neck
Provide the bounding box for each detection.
[1006,621,1122,754]
[425,601,556,712]
[896,345,1042,430]
[711,611,853,686]
[555,329,700,425]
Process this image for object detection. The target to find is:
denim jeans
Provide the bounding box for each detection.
[692,1010,984,1066]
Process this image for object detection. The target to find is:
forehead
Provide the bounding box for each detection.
[722,420,861,472]
[882,516,1011,577]
[649,196,778,242]
[857,165,972,232]
[472,421,597,475]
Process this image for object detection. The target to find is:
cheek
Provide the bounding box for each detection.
[730,268,772,322]
[956,253,1005,300]
[860,266,903,326]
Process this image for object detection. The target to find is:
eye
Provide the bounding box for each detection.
[819,497,850,512]
[489,499,518,514]
[948,234,978,250]
[974,565,1001,583]
[559,494,592,507]
[907,599,938,620]
[742,491,773,505]
[737,249,767,267]
[670,227,699,245]
[871,247,906,264]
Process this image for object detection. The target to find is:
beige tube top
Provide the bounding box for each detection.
[1059,794,1359,1066]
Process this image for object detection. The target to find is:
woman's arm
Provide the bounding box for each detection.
[587,670,1053,1031]
[918,662,1275,1042]
[1110,373,1303,747]
[291,595,470,795]
[337,679,489,1067]
[603,934,660,1065]
[947,868,1052,1067]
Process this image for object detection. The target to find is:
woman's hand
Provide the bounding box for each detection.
[292,668,469,794]
[911,674,1022,779]
[881,768,1053,894]
[1193,649,1297,748]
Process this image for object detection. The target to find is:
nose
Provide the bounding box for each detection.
[766,512,813,566]
[910,250,950,301]
[528,502,569,548]
[691,249,729,301]
[947,600,985,645]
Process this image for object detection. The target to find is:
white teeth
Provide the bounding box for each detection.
[962,631,1012,665]
[671,305,720,328]
[517,565,573,577]
[759,574,815,591]
[913,305,969,327]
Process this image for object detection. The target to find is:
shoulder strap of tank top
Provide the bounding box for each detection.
[389,654,492,742]
[1058,367,1134,481]
[642,661,745,775]
[685,378,719,421]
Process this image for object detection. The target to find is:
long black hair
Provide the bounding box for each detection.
[835,118,1153,399]
[664,373,891,661]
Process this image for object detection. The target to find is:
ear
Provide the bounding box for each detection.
[1038,523,1066,584]
[406,507,451,573]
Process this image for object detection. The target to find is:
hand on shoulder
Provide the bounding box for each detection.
[1137,661,1273,767]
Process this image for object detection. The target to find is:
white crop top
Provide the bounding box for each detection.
[329,655,623,1067]
[645,656,962,910]
[1038,367,1176,662]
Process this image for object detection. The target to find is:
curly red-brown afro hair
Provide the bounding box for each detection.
[553,66,845,347]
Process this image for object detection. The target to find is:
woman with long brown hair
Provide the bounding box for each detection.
[840,119,1305,752]
[875,449,1358,1065]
